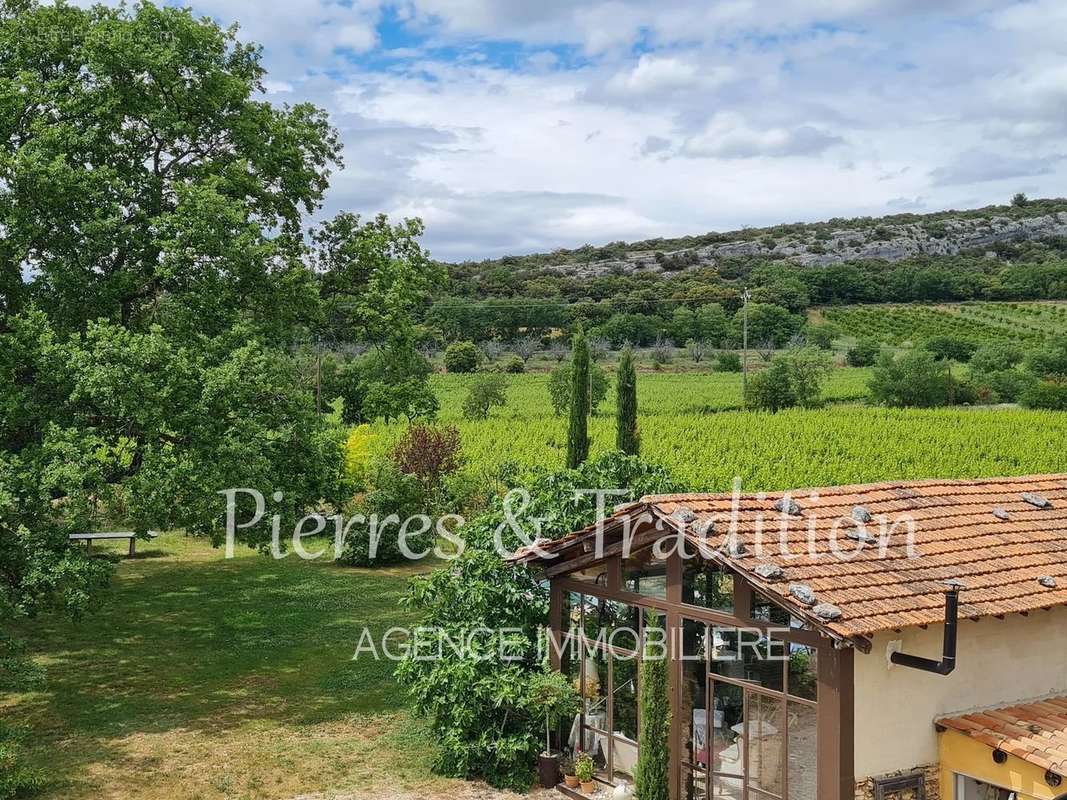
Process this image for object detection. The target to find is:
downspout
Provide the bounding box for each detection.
[890,584,961,676]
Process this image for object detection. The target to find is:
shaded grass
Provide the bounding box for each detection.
[0,534,444,799]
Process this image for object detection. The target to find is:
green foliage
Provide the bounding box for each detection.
[921,335,978,362]
[463,375,508,420]
[716,352,742,372]
[396,548,549,791]
[972,369,1039,403]
[616,348,640,456]
[634,613,670,800]
[1020,379,1067,410]
[566,329,591,469]
[574,753,594,783]
[1012,192,1029,208]
[444,341,481,373]
[1023,338,1067,378]
[313,213,444,345]
[804,323,839,350]
[869,350,956,407]
[1,313,347,606]
[527,670,580,754]
[744,348,831,411]
[339,461,431,567]
[846,337,881,367]
[396,453,676,790]
[595,312,661,348]
[358,342,439,423]
[504,356,525,374]
[548,362,609,417]
[0,724,43,800]
[969,343,1025,373]
[736,303,803,348]
[0,0,340,337]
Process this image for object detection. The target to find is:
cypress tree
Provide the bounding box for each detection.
[565,327,590,469]
[615,346,639,455]
[634,612,671,800]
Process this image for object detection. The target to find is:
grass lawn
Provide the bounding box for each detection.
[0,534,459,800]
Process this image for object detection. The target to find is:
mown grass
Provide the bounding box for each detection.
[0,534,455,800]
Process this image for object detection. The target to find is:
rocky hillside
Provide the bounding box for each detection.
[455,199,1067,280]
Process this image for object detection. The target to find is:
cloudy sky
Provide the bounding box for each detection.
[143,1,1067,260]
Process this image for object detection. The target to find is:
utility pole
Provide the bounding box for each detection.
[741,287,751,407]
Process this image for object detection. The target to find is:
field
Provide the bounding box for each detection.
[0,535,459,800]
[368,371,1067,492]
[822,301,1067,346]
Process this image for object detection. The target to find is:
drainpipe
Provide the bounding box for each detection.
[890,584,961,676]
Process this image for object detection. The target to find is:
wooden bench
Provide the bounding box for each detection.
[69,531,158,557]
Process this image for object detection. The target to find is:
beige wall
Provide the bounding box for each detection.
[853,604,1067,780]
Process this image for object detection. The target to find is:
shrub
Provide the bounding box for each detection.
[1023,339,1067,378]
[846,338,881,367]
[1020,379,1067,410]
[804,323,838,350]
[969,343,1025,373]
[744,348,831,412]
[504,356,525,374]
[392,424,464,491]
[362,377,439,423]
[651,338,673,364]
[444,341,480,373]
[716,352,742,372]
[685,339,707,363]
[343,424,377,486]
[983,369,1039,403]
[463,374,508,420]
[921,336,978,362]
[869,350,955,407]
[0,724,44,800]
[547,361,608,417]
[339,462,431,566]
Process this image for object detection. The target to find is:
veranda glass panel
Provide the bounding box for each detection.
[711,628,785,692]
[787,643,817,702]
[683,561,734,612]
[711,682,744,779]
[787,701,818,800]
[747,692,785,797]
[622,545,668,599]
[585,597,641,652]
[681,619,709,767]
[611,652,639,741]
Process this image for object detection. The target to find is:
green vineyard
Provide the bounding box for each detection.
[823,301,1067,346]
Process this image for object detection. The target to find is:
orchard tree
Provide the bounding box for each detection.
[0,1,341,338]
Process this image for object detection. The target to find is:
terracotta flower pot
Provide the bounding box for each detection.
[564,774,580,788]
[580,780,596,794]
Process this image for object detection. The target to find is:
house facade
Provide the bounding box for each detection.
[511,474,1067,800]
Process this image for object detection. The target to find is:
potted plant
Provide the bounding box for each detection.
[529,670,579,788]
[561,753,579,788]
[575,752,595,794]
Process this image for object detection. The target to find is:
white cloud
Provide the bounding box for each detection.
[676,113,842,159]
[74,0,1067,259]
[928,149,1064,187]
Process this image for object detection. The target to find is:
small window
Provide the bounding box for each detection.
[682,561,734,613]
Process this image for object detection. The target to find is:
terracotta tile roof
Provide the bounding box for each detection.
[514,474,1067,642]
[938,696,1067,778]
